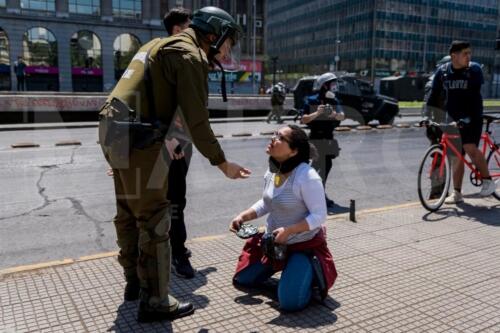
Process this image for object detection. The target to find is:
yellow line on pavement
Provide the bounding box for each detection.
[76,251,118,262]
[0,201,422,276]
[326,201,421,221]
[0,259,74,276]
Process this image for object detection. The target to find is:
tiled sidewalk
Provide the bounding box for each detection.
[1,198,499,332]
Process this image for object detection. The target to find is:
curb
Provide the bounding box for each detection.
[3,124,436,149]
[11,142,40,148]
[231,133,252,137]
[55,140,82,146]
[0,201,421,277]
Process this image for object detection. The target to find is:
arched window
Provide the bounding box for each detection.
[70,30,102,91]
[22,27,59,91]
[0,28,10,90]
[113,33,141,81]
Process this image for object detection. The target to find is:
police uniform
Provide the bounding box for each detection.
[99,28,225,309]
[303,93,342,185]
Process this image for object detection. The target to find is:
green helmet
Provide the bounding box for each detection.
[190,6,241,44]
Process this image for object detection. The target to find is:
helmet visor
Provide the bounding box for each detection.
[215,37,241,71]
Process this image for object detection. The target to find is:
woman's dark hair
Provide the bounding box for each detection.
[286,124,311,163]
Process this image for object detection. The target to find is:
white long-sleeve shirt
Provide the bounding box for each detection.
[251,162,327,244]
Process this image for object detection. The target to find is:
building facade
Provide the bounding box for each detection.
[267,0,498,94]
[0,0,265,93]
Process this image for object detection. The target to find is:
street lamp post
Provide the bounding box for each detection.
[335,19,340,72]
[251,0,257,94]
[271,56,278,86]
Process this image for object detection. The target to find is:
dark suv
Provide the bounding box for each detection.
[292,75,399,125]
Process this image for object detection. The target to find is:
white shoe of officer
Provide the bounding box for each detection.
[479,179,497,197]
[444,190,464,204]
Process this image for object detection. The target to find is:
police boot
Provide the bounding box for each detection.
[173,254,195,279]
[124,277,140,301]
[137,290,194,322]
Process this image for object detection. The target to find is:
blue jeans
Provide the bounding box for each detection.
[234,252,314,311]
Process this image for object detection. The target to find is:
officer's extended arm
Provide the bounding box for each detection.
[173,53,251,179]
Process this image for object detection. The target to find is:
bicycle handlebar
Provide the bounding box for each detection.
[420,114,499,129]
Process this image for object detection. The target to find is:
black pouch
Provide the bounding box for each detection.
[261,233,287,261]
[310,255,327,298]
[103,98,163,150]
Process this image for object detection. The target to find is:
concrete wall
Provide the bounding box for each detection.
[0,93,289,112]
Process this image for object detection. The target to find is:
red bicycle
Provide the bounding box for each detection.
[417,115,500,212]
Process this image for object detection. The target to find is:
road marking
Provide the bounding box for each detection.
[0,259,74,275]
[0,201,422,276]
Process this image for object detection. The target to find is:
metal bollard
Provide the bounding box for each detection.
[349,199,356,223]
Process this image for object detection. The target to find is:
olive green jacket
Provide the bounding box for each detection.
[105,28,225,166]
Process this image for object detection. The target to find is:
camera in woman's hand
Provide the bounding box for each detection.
[261,233,287,261]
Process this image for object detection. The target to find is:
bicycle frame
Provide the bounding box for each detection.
[432,129,499,179]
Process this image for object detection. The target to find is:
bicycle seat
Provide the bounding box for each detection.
[483,115,500,123]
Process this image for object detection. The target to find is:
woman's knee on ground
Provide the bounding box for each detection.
[234,262,273,287]
[278,253,313,311]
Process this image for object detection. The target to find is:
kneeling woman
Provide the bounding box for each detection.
[230,125,337,311]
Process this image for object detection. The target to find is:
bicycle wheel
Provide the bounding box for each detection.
[418,145,451,212]
[487,147,500,200]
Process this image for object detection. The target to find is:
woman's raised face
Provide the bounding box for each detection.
[266,127,297,162]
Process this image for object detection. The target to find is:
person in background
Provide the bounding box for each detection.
[266,82,286,124]
[163,7,196,279]
[301,73,345,211]
[426,40,497,203]
[14,56,26,91]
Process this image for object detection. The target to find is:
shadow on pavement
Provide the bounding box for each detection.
[110,301,174,332]
[328,203,349,215]
[422,201,500,227]
[233,278,341,329]
[109,266,216,332]
[266,295,340,329]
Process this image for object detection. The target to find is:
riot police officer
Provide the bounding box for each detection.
[301,72,345,210]
[98,6,250,322]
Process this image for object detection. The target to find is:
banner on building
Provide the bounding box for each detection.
[210,59,262,82]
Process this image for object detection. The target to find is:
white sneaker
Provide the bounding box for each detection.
[479,179,497,197]
[444,190,464,204]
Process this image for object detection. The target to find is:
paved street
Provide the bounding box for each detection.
[0,121,498,270]
[1,197,499,332]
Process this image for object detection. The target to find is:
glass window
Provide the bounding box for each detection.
[112,0,141,19]
[20,0,55,11]
[22,27,59,91]
[113,33,141,81]
[69,0,100,15]
[70,30,102,68]
[0,0,6,7]
[23,27,58,67]
[70,30,102,91]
